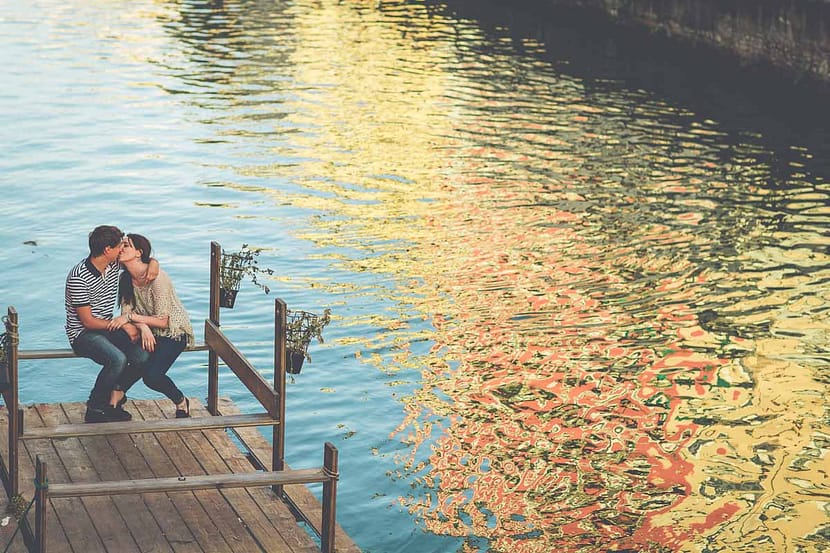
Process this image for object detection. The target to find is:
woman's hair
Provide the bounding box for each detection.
[118,233,152,308]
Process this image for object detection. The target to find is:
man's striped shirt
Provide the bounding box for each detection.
[64,258,121,345]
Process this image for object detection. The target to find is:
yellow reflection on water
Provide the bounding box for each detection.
[244,2,829,552]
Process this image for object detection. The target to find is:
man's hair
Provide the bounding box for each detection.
[88,225,123,256]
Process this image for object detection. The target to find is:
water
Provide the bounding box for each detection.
[1,1,828,552]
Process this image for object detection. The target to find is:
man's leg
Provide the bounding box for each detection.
[108,330,150,396]
[71,330,128,409]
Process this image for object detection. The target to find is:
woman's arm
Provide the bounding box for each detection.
[127,311,169,329]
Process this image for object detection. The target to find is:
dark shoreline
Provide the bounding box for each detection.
[423,0,830,164]
[490,0,830,89]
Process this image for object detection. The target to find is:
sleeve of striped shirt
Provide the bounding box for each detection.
[66,275,91,308]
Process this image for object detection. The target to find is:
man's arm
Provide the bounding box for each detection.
[78,306,141,341]
[75,305,112,331]
[146,258,160,282]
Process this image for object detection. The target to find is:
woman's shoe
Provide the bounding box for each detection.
[175,398,190,418]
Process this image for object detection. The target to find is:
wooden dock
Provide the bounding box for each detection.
[0,241,362,552]
[0,397,347,553]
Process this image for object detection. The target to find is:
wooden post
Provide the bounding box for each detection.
[272,299,287,496]
[35,455,47,553]
[208,241,221,415]
[6,307,19,499]
[321,442,338,553]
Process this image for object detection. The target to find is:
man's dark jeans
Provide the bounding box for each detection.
[72,329,149,409]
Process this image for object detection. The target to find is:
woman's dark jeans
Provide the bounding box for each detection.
[72,329,150,409]
[120,335,186,404]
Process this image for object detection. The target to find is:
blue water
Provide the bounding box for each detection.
[0,1,453,551]
[2,1,829,552]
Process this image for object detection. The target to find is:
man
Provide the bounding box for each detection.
[64,225,158,423]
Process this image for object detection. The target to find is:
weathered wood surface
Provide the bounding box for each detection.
[0,398,334,552]
[204,320,279,416]
[218,398,362,553]
[17,343,210,360]
[20,412,278,440]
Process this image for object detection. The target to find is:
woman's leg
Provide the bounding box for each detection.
[141,336,187,404]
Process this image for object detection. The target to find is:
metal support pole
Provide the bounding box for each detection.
[208,242,221,415]
[321,442,338,553]
[35,455,47,553]
[7,308,19,499]
[272,299,287,496]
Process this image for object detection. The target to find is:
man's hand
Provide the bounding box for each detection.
[107,314,129,331]
[146,258,160,282]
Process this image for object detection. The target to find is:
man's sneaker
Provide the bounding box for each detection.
[84,406,109,423]
[105,406,132,422]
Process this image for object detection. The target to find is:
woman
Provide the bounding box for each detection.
[108,234,194,417]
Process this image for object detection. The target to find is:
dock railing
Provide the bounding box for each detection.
[0,241,339,553]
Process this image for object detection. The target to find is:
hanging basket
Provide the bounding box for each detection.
[218,246,274,308]
[219,287,238,309]
[219,250,247,309]
[287,349,305,374]
[284,309,331,375]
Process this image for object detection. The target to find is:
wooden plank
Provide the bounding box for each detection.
[204,320,278,416]
[18,343,209,360]
[146,400,294,553]
[0,405,74,553]
[35,403,142,553]
[54,403,176,553]
[129,400,260,553]
[50,468,328,499]
[61,402,183,553]
[21,404,107,553]
[219,398,363,553]
[87,398,204,552]
[124,401,236,553]
[153,400,318,553]
[20,412,278,440]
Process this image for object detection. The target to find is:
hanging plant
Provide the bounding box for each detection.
[0,317,12,392]
[0,330,7,372]
[219,244,274,308]
[285,308,331,374]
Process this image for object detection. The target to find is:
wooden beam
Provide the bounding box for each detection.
[19,343,209,360]
[20,412,277,440]
[208,241,220,415]
[204,319,278,416]
[48,468,328,498]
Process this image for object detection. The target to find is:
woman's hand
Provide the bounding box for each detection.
[140,324,156,352]
[107,314,129,331]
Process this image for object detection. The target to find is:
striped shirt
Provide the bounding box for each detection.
[64,257,121,345]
